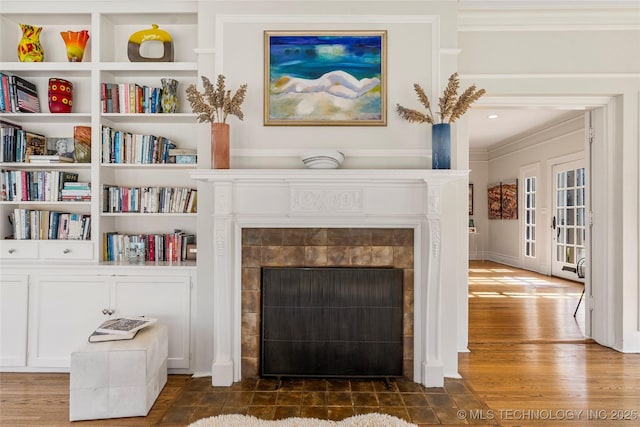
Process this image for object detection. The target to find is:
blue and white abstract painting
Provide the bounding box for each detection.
[264,31,386,125]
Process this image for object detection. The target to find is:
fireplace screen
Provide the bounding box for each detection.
[261,267,403,378]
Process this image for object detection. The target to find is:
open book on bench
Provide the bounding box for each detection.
[88,316,157,343]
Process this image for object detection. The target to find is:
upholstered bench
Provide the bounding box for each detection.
[69,323,168,421]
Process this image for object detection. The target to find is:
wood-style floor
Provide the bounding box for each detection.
[459,261,640,426]
[1,261,639,426]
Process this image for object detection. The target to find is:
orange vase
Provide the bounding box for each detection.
[211,123,230,169]
[60,30,90,62]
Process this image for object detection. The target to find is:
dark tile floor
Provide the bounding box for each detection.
[160,376,493,426]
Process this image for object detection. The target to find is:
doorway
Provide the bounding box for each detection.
[551,158,587,281]
[467,98,612,344]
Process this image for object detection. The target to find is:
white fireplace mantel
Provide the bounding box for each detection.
[191,169,468,387]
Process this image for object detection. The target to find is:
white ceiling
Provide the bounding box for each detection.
[467,108,583,150]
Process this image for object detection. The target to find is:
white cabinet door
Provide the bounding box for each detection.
[111,275,191,369]
[28,275,110,368]
[1,274,29,367]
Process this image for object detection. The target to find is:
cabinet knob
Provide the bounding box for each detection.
[8,248,16,254]
[63,248,71,254]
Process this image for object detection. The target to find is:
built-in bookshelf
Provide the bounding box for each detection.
[0,3,199,264]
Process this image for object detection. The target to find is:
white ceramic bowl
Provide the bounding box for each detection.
[301,150,345,168]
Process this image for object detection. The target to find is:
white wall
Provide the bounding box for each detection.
[192,0,469,377]
[197,1,461,170]
[469,156,488,260]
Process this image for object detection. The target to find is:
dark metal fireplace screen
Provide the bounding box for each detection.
[261,267,403,378]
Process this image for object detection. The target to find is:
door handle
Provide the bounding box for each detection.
[552,216,556,229]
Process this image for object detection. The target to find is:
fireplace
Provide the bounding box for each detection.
[261,266,404,379]
[191,169,468,387]
[241,228,413,379]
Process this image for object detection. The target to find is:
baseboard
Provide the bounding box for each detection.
[486,252,520,268]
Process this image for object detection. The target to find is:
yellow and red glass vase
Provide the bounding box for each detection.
[17,23,44,62]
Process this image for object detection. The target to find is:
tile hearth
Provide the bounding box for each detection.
[160,376,490,426]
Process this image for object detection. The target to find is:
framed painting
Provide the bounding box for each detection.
[501,179,518,220]
[488,182,502,220]
[469,184,474,216]
[264,30,387,126]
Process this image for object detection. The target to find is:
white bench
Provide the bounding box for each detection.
[69,323,168,421]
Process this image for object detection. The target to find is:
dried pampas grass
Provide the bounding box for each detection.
[186,75,247,124]
[396,72,485,125]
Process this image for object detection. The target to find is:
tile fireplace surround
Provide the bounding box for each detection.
[191,169,468,388]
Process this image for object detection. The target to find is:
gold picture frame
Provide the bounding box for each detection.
[264,30,387,126]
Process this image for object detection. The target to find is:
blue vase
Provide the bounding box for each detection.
[432,123,451,169]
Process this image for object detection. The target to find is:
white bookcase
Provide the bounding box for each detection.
[0,2,199,265]
[0,1,199,373]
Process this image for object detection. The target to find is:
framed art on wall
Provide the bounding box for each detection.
[487,179,518,220]
[488,182,502,219]
[264,30,387,126]
[501,178,518,220]
[469,184,474,216]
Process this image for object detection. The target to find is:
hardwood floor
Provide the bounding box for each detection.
[1,261,639,426]
[459,261,640,426]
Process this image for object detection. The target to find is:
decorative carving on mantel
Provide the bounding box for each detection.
[214,223,227,257]
[428,185,441,216]
[214,183,231,215]
[291,188,363,214]
[429,218,441,258]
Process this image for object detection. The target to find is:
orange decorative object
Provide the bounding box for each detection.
[48,78,73,113]
[18,23,44,62]
[60,30,90,62]
[211,123,230,169]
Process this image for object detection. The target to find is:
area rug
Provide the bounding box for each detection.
[188,413,418,427]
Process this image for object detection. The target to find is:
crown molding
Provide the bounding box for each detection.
[487,113,585,160]
[458,2,640,31]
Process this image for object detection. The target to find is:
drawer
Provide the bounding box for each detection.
[39,241,93,260]
[0,240,39,260]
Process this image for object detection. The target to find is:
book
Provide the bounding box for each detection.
[176,155,197,164]
[12,75,41,113]
[95,316,157,335]
[73,126,91,163]
[24,132,46,162]
[0,73,10,113]
[88,329,138,343]
[46,137,75,160]
[28,154,74,163]
[168,148,196,156]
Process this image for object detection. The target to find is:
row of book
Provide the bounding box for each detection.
[103,231,195,263]
[11,209,91,240]
[102,186,197,214]
[0,73,41,113]
[61,182,91,201]
[101,82,167,114]
[1,122,45,163]
[1,122,92,163]
[101,126,177,164]
[1,170,80,202]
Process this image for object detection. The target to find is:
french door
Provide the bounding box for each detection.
[551,159,587,280]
